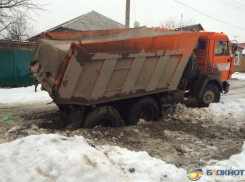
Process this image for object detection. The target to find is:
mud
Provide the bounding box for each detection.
[1,99,245,168]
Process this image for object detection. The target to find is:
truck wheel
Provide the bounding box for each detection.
[82,106,123,128]
[199,83,220,107]
[56,104,71,113]
[126,97,160,125]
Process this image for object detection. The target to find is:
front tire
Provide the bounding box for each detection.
[199,83,220,107]
[82,106,123,128]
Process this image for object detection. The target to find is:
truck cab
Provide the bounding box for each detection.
[187,32,233,107]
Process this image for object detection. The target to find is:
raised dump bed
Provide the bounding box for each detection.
[30,27,199,105]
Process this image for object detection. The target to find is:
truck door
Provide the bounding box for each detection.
[213,41,231,82]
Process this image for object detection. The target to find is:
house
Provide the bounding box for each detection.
[233,43,245,73]
[238,43,245,56]
[28,11,125,42]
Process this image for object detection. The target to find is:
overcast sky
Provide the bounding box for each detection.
[33,0,245,43]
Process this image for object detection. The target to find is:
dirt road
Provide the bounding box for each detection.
[0,79,245,168]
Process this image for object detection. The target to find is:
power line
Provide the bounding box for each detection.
[230,0,245,7]
[222,0,244,8]
[216,0,245,13]
[173,0,245,30]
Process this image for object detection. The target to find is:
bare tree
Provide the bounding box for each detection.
[0,0,45,40]
[160,16,196,29]
[5,14,33,41]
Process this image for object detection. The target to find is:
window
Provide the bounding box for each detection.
[234,51,240,65]
[194,41,206,50]
[215,41,229,56]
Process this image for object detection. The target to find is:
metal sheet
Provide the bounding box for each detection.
[56,55,83,102]
[89,58,118,100]
[0,49,34,87]
[120,57,146,95]
[146,56,169,91]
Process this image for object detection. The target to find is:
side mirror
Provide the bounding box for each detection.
[232,43,237,54]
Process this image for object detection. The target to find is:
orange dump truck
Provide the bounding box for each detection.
[30,26,235,128]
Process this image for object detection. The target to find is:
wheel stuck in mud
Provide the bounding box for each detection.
[82,106,124,129]
[124,97,160,125]
[199,83,220,107]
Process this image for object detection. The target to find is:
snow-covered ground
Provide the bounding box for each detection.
[0,134,244,182]
[232,72,245,80]
[210,77,245,123]
[0,85,52,105]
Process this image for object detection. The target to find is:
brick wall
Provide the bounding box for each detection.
[0,41,37,51]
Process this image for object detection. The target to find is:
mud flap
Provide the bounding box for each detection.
[222,81,230,94]
[70,105,85,130]
[186,74,209,107]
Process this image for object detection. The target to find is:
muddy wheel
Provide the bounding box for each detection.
[199,83,220,107]
[56,104,71,113]
[126,97,160,125]
[82,106,123,129]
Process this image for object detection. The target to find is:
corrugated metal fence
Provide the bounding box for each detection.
[0,48,34,87]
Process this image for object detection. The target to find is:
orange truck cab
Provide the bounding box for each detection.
[186,32,234,107]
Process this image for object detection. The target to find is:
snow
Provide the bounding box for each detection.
[232,72,245,80]
[0,134,186,182]
[209,79,245,122]
[102,145,186,182]
[0,135,126,182]
[0,134,245,182]
[167,79,245,124]
[209,98,245,120]
[0,85,52,105]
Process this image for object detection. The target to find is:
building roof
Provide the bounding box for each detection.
[28,11,124,41]
[177,24,204,31]
[48,11,124,32]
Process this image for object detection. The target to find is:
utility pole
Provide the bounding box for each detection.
[234,35,240,40]
[125,0,130,28]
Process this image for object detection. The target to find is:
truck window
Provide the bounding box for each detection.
[194,41,206,50]
[215,41,229,56]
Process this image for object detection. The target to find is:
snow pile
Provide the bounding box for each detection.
[103,145,186,182]
[1,134,245,182]
[232,72,245,80]
[0,85,52,105]
[165,103,218,124]
[166,86,245,124]
[0,135,126,182]
[0,134,187,182]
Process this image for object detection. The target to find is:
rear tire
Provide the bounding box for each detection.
[82,106,123,129]
[125,97,160,125]
[199,83,220,107]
